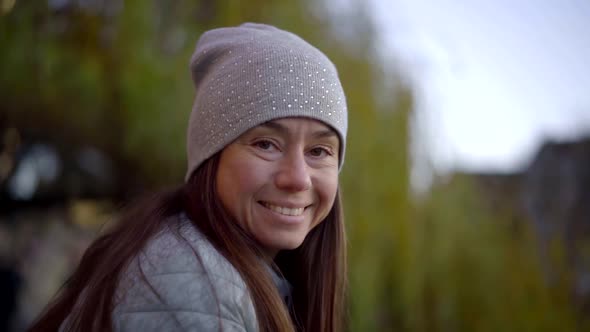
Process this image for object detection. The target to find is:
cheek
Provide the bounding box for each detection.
[217,153,266,214]
[215,168,233,217]
[231,159,267,197]
[316,172,339,217]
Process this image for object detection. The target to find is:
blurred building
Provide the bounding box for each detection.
[463,137,590,313]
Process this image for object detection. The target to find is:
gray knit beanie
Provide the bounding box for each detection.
[185,23,348,181]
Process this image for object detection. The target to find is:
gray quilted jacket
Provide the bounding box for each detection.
[62,214,291,331]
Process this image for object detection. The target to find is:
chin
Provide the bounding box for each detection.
[264,237,306,253]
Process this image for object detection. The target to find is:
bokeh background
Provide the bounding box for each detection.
[1,0,590,331]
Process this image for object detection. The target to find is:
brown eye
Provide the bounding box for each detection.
[309,147,328,157]
[254,140,276,151]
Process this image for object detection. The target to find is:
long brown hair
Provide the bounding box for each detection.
[28,153,347,332]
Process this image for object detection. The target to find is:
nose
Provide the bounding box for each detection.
[274,150,312,192]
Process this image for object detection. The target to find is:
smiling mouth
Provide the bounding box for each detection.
[260,201,306,216]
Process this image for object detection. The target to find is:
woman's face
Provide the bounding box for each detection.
[216,117,340,257]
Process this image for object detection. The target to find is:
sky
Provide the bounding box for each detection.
[362,0,590,187]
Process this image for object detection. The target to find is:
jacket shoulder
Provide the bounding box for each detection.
[113,214,257,331]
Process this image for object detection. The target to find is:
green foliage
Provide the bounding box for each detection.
[1,1,588,331]
[404,177,584,332]
[0,0,197,183]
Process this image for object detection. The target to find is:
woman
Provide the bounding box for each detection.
[30,22,348,332]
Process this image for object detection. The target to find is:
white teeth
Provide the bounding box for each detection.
[263,202,304,216]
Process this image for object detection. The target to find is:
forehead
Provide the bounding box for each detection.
[251,117,337,137]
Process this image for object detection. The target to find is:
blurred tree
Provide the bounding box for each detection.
[1,1,588,331]
[0,0,382,191]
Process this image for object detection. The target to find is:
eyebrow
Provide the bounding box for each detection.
[259,121,339,140]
